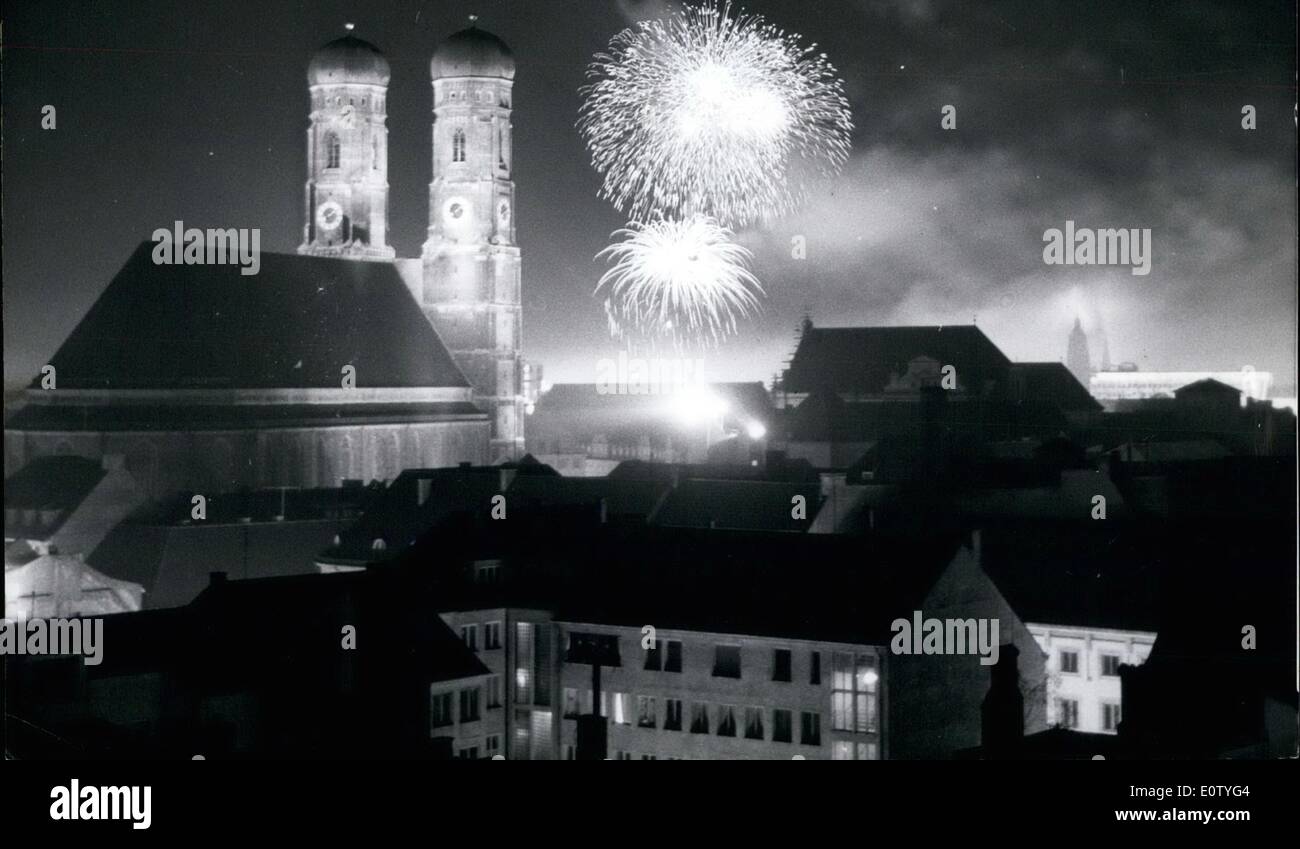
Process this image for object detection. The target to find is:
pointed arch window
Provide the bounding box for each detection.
[452,128,466,163]
[325,131,341,169]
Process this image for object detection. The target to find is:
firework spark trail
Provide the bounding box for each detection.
[596,216,765,347]
[579,0,853,228]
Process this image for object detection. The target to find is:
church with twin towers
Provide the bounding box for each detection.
[301,22,525,463]
[6,22,524,499]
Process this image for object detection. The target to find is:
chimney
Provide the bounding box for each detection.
[981,643,1023,757]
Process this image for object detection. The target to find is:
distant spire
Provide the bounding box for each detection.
[1066,317,1092,387]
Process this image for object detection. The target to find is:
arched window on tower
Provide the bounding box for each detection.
[372,136,379,170]
[325,132,340,169]
[452,128,466,163]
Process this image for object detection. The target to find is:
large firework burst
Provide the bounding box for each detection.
[596,215,764,347]
[579,0,853,228]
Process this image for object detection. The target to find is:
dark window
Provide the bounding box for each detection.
[1057,698,1079,729]
[773,709,793,743]
[431,692,453,728]
[1060,651,1079,674]
[810,651,821,685]
[452,128,466,163]
[459,687,480,722]
[743,707,764,740]
[773,649,792,682]
[665,640,683,672]
[1101,655,1121,677]
[690,703,710,734]
[800,711,821,746]
[664,699,683,731]
[716,706,737,737]
[644,640,662,671]
[713,645,741,679]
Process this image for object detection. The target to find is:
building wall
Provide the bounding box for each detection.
[1029,623,1155,734]
[440,604,557,760]
[554,622,881,760]
[6,419,489,501]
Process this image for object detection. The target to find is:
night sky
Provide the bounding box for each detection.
[3,0,1296,392]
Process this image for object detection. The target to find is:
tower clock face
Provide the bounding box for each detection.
[497,200,511,226]
[316,200,344,232]
[443,197,470,224]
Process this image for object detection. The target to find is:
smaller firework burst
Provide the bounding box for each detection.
[596,215,764,347]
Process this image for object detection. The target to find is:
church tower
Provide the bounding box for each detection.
[421,21,524,461]
[299,29,396,260]
[1066,317,1092,388]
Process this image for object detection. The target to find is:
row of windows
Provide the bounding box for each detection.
[562,689,826,746]
[460,622,503,652]
[457,734,502,759]
[431,677,503,728]
[1058,650,1124,677]
[641,642,845,687]
[1055,698,1123,732]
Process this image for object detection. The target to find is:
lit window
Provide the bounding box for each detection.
[831,653,878,733]
[612,692,632,725]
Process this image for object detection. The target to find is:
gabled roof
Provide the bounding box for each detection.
[32,242,468,390]
[782,325,1012,396]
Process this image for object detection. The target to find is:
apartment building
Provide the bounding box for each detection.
[1031,623,1155,734]
[556,624,883,760]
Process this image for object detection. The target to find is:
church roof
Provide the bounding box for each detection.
[308,34,391,86]
[782,325,1012,396]
[430,26,515,80]
[30,242,469,392]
